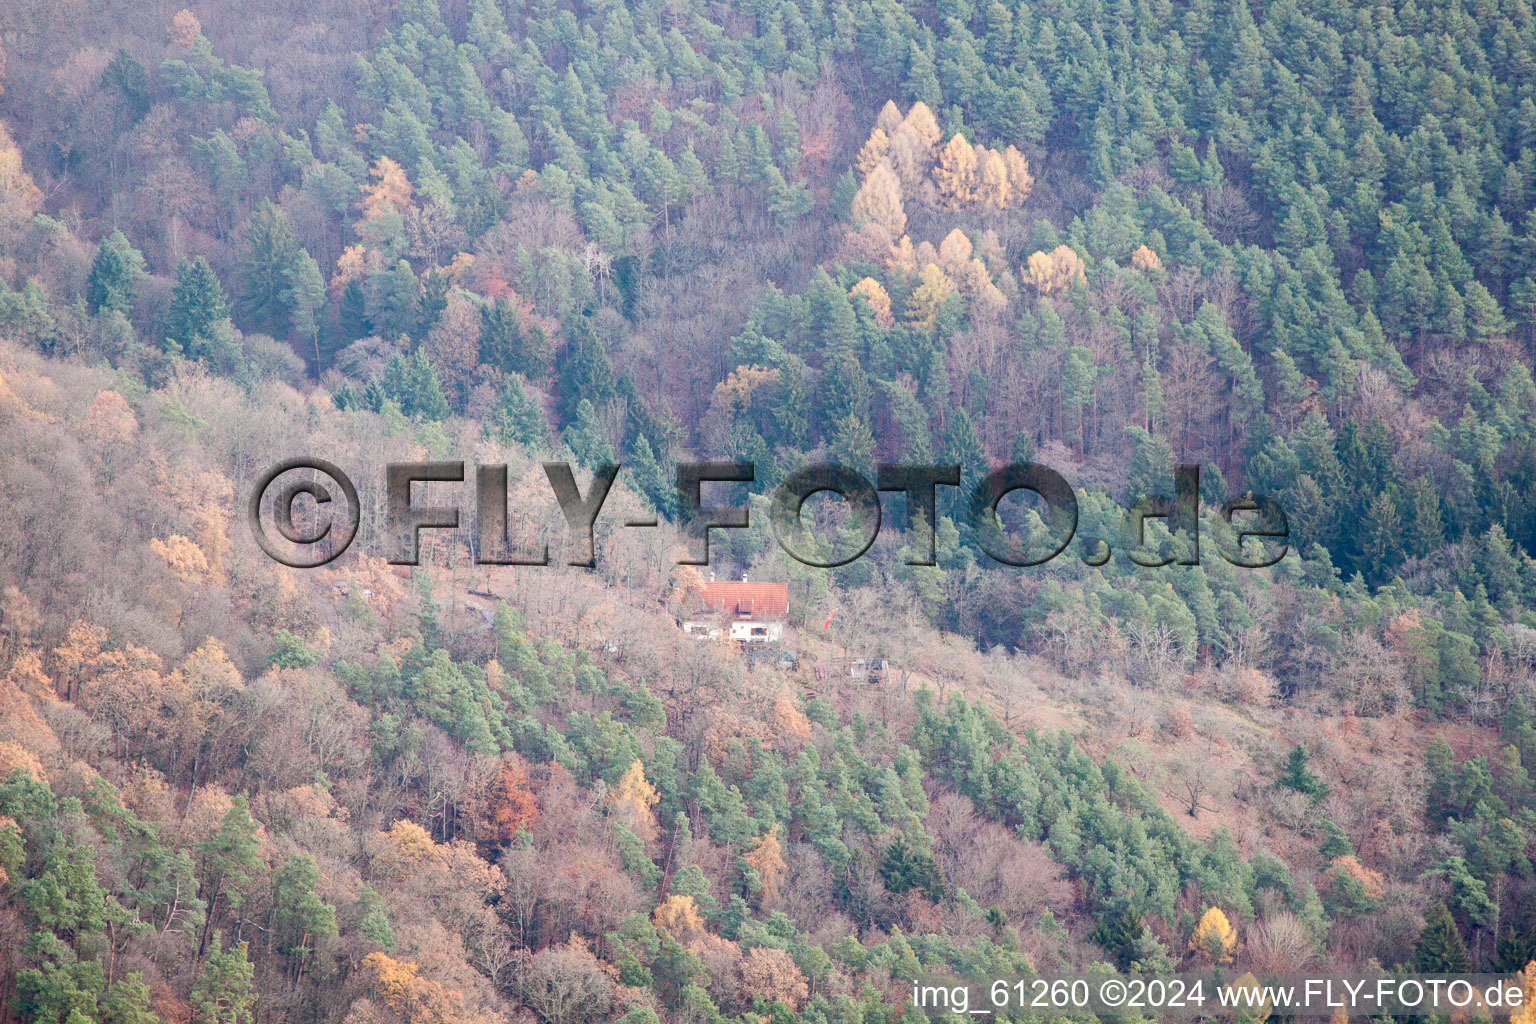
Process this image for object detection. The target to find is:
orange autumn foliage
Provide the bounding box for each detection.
[168,9,202,45]
[488,756,538,843]
[742,827,787,907]
[359,952,489,1024]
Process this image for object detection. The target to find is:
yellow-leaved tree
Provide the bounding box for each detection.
[359,157,415,220]
[855,128,890,179]
[1002,145,1034,204]
[934,134,979,209]
[168,9,202,45]
[653,893,705,940]
[151,535,210,585]
[1022,245,1087,296]
[1130,244,1164,271]
[938,227,973,269]
[849,278,895,328]
[907,264,957,330]
[902,101,942,149]
[978,148,1012,209]
[360,951,481,1024]
[609,760,659,841]
[850,161,906,239]
[1224,972,1269,1021]
[1191,906,1237,963]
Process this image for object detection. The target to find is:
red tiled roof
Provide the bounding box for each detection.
[694,581,789,619]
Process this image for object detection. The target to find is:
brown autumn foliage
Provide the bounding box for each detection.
[738,947,807,1009]
[424,292,481,405]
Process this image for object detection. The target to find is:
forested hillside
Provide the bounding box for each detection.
[2,0,1536,1019]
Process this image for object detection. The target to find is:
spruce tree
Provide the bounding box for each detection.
[236,202,304,337]
[1093,906,1145,970]
[1277,745,1327,799]
[563,398,615,468]
[627,434,675,518]
[165,256,231,356]
[556,316,616,423]
[101,974,157,1024]
[87,231,145,316]
[339,279,371,342]
[1413,903,1470,973]
[490,377,550,450]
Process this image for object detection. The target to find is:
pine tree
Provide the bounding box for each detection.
[192,933,256,1024]
[769,360,810,448]
[481,296,548,380]
[367,260,420,340]
[879,837,946,901]
[807,270,857,350]
[563,398,615,468]
[199,795,261,944]
[101,973,157,1024]
[1494,923,1536,973]
[1094,906,1146,970]
[270,854,337,976]
[104,48,151,123]
[827,413,876,477]
[354,883,395,950]
[415,267,450,338]
[817,351,870,426]
[339,279,371,342]
[382,350,450,420]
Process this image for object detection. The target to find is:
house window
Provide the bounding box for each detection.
[751,627,767,637]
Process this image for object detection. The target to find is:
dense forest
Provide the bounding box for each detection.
[2,0,1536,1020]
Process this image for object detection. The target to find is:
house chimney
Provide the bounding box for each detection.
[708,571,715,582]
[741,572,748,582]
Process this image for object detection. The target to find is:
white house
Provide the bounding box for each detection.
[680,581,789,643]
